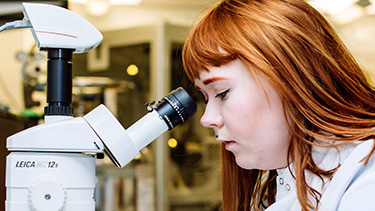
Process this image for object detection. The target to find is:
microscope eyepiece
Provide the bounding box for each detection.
[155,87,197,130]
[84,87,197,168]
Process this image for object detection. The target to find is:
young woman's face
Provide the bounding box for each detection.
[194,59,291,170]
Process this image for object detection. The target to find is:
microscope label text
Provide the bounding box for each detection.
[15,160,59,168]
[15,161,35,168]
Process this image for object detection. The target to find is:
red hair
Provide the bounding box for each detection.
[183,0,375,210]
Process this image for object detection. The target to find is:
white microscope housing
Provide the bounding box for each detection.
[6,96,196,211]
[3,3,197,211]
[22,2,102,53]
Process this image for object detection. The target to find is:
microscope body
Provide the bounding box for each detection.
[3,2,105,210]
[6,152,96,210]
[6,115,103,210]
[3,2,197,211]
[5,104,184,211]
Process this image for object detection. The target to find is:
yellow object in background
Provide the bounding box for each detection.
[168,138,178,148]
[126,64,139,76]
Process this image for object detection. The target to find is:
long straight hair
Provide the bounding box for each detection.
[182,0,375,210]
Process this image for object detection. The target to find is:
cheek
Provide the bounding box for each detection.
[222,93,267,135]
[225,86,291,148]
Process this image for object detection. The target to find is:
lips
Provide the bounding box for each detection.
[217,139,236,149]
[224,141,236,148]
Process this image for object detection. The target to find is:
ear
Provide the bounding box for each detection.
[16,51,29,62]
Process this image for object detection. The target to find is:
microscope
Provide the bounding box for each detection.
[1,3,197,211]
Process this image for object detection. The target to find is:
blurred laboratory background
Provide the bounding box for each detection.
[0,0,374,211]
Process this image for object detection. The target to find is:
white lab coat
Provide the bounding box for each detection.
[265,139,375,211]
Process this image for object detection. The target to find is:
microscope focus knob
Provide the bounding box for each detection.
[28,176,67,211]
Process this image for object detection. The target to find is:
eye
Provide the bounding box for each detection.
[215,88,231,100]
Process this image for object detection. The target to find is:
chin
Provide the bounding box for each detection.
[235,157,286,170]
[234,157,257,170]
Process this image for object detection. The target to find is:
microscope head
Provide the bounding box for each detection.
[22,2,103,53]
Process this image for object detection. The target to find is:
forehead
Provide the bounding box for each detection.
[194,59,245,85]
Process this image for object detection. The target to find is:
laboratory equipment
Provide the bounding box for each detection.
[1,3,197,211]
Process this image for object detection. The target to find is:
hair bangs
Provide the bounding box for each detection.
[182,3,237,81]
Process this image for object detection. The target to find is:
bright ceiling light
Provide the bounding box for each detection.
[69,0,89,3]
[87,0,110,16]
[365,4,375,14]
[70,0,141,5]
[309,0,357,15]
[333,5,364,24]
[109,0,142,5]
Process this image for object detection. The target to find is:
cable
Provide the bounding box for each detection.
[0,20,32,33]
[0,25,6,33]
[0,20,33,111]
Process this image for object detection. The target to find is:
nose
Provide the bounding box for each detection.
[200,103,223,129]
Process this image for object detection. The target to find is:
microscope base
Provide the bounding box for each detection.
[5,152,96,211]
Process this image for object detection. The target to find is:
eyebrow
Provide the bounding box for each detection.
[203,77,229,85]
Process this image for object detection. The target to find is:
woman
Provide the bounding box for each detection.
[182,0,375,210]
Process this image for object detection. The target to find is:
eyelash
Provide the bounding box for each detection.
[202,88,231,104]
[215,88,231,100]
